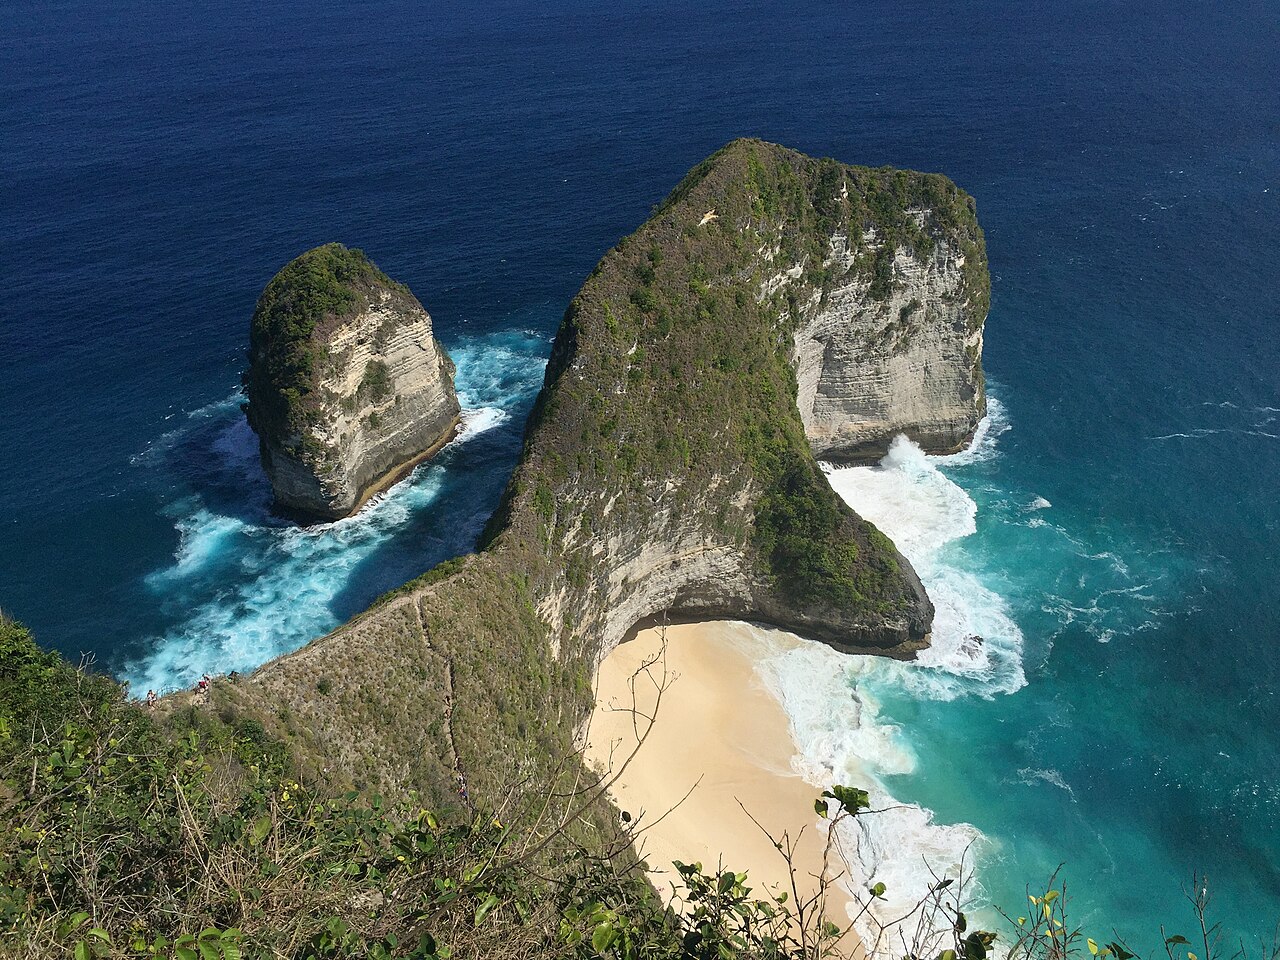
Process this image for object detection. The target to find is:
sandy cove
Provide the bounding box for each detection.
[584,621,864,955]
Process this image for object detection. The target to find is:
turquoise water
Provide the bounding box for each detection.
[2,0,1276,947]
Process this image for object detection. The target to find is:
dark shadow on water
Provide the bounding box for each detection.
[156,405,282,529]
[325,414,528,623]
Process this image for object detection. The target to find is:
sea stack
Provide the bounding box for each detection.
[243,243,461,521]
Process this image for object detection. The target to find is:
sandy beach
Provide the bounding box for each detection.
[585,621,863,951]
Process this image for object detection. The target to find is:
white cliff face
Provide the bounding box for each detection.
[793,224,985,462]
[261,288,460,520]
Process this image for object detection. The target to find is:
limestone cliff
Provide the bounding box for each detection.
[212,141,989,809]
[794,217,987,461]
[243,244,461,520]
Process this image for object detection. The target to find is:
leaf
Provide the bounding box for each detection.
[955,911,967,933]
[592,922,616,955]
[1044,889,1060,903]
[870,881,887,898]
[964,932,988,960]
[940,950,957,960]
[718,872,736,894]
[75,944,90,960]
[822,785,871,817]
[1089,939,1100,955]
[815,797,829,818]
[249,815,272,846]
[474,894,500,926]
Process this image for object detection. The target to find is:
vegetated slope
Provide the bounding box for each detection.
[210,138,989,811]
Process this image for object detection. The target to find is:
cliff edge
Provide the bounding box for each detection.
[212,140,989,808]
[243,243,461,521]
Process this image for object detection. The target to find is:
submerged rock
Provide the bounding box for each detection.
[243,243,460,521]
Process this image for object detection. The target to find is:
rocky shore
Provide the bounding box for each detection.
[212,140,990,811]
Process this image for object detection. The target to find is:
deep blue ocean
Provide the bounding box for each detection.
[2,0,1277,948]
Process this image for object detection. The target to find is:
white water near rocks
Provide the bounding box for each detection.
[754,398,1024,942]
[119,331,546,695]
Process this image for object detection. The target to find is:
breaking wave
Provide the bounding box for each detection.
[117,329,548,695]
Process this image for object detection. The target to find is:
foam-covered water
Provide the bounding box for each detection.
[749,402,1020,937]
[117,330,547,695]
[826,403,1027,701]
[763,390,1196,938]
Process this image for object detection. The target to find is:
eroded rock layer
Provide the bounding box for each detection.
[795,229,986,461]
[243,244,460,520]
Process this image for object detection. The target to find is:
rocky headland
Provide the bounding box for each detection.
[212,139,989,810]
[243,243,460,521]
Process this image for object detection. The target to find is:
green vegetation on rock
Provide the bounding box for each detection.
[206,140,975,819]
[242,243,406,453]
[2,140,1007,957]
[1,617,1252,959]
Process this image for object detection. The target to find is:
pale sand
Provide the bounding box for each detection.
[585,621,862,953]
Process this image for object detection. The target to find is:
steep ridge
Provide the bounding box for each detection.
[211,140,989,808]
[243,243,461,521]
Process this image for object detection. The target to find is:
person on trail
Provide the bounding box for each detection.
[146,689,158,708]
[197,674,210,693]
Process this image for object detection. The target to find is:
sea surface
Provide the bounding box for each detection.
[2,0,1276,948]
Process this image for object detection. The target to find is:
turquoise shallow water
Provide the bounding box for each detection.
[1,0,1277,945]
[809,392,1275,947]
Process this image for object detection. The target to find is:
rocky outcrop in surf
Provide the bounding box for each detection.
[213,140,989,807]
[243,244,460,521]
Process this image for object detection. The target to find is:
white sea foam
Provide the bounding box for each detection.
[120,329,547,695]
[1016,767,1077,801]
[456,405,509,438]
[761,402,1024,942]
[749,626,988,940]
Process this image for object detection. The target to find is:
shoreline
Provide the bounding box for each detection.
[585,621,863,955]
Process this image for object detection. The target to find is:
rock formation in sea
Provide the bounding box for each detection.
[213,140,989,808]
[242,243,461,521]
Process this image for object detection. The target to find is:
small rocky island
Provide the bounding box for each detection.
[243,243,460,520]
